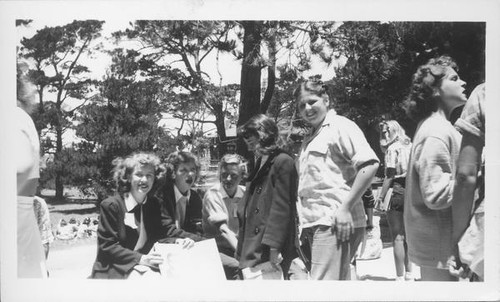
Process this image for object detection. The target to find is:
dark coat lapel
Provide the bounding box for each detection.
[249,149,281,192]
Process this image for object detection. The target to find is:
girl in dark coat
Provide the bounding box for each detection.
[90,152,193,279]
[236,114,299,279]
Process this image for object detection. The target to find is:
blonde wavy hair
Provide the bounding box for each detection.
[379,120,411,153]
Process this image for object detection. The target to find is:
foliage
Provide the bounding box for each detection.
[67,49,176,200]
[310,21,484,138]
[113,21,239,154]
[18,20,485,197]
[19,20,104,200]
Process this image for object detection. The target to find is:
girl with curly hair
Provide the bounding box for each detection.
[403,55,467,281]
[91,152,193,279]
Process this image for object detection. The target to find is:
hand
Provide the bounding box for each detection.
[447,254,472,279]
[333,207,354,242]
[139,252,163,268]
[175,238,195,249]
[269,248,283,266]
[375,197,385,212]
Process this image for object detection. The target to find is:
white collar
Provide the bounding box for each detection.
[174,184,190,203]
[219,183,244,199]
[124,192,147,212]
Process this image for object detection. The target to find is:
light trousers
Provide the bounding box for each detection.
[303,225,364,280]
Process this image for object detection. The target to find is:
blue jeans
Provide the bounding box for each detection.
[302,225,365,280]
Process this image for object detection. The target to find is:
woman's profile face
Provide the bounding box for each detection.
[438,67,467,104]
[243,131,259,153]
[18,79,37,113]
[380,123,390,140]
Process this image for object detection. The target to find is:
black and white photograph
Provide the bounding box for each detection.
[1,0,499,301]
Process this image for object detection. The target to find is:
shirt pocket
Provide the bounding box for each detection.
[306,139,329,158]
[302,139,330,182]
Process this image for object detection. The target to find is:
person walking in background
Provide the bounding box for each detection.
[449,83,485,281]
[202,153,246,280]
[376,120,413,281]
[236,114,300,279]
[16,61,47,278]
[90,152,193,279]
[293,80,379,280]
[403,55,466,281]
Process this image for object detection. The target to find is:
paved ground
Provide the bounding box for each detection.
[45,172,421,281]
[46,228,421,281]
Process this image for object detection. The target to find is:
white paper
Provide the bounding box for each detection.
[153,238,226,281]
[241,261,283,280]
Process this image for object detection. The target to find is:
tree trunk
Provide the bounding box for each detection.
[54,117,64,201]
[260,32,276,114]
[214,111,228,157]
[237,21,263,162]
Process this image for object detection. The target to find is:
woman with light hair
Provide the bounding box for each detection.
[376,120,413,281]
[90,152,193,279]
[202,153,246,279]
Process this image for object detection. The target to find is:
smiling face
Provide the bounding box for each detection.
[220,164,242,197]
[129,164,155,203]
[174,161,197,194]
[297,92,329,130]
[438,67,467,110]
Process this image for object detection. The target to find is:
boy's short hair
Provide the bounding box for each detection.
[218,154,246,178]
[293,79,329,104]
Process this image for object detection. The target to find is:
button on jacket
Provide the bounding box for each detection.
[236,149,299,271]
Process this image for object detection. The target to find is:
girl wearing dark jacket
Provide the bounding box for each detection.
[236,114,299,279]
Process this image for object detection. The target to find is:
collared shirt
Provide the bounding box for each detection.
[202,183,245,237]
[174,185,191,228]
[123,193,147,250]
[385,139,412,179]
[297,109,379,228]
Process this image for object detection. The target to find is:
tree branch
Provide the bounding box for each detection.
[172,114,216,124]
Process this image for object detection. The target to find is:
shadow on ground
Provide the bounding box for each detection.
[359,275,394,281]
